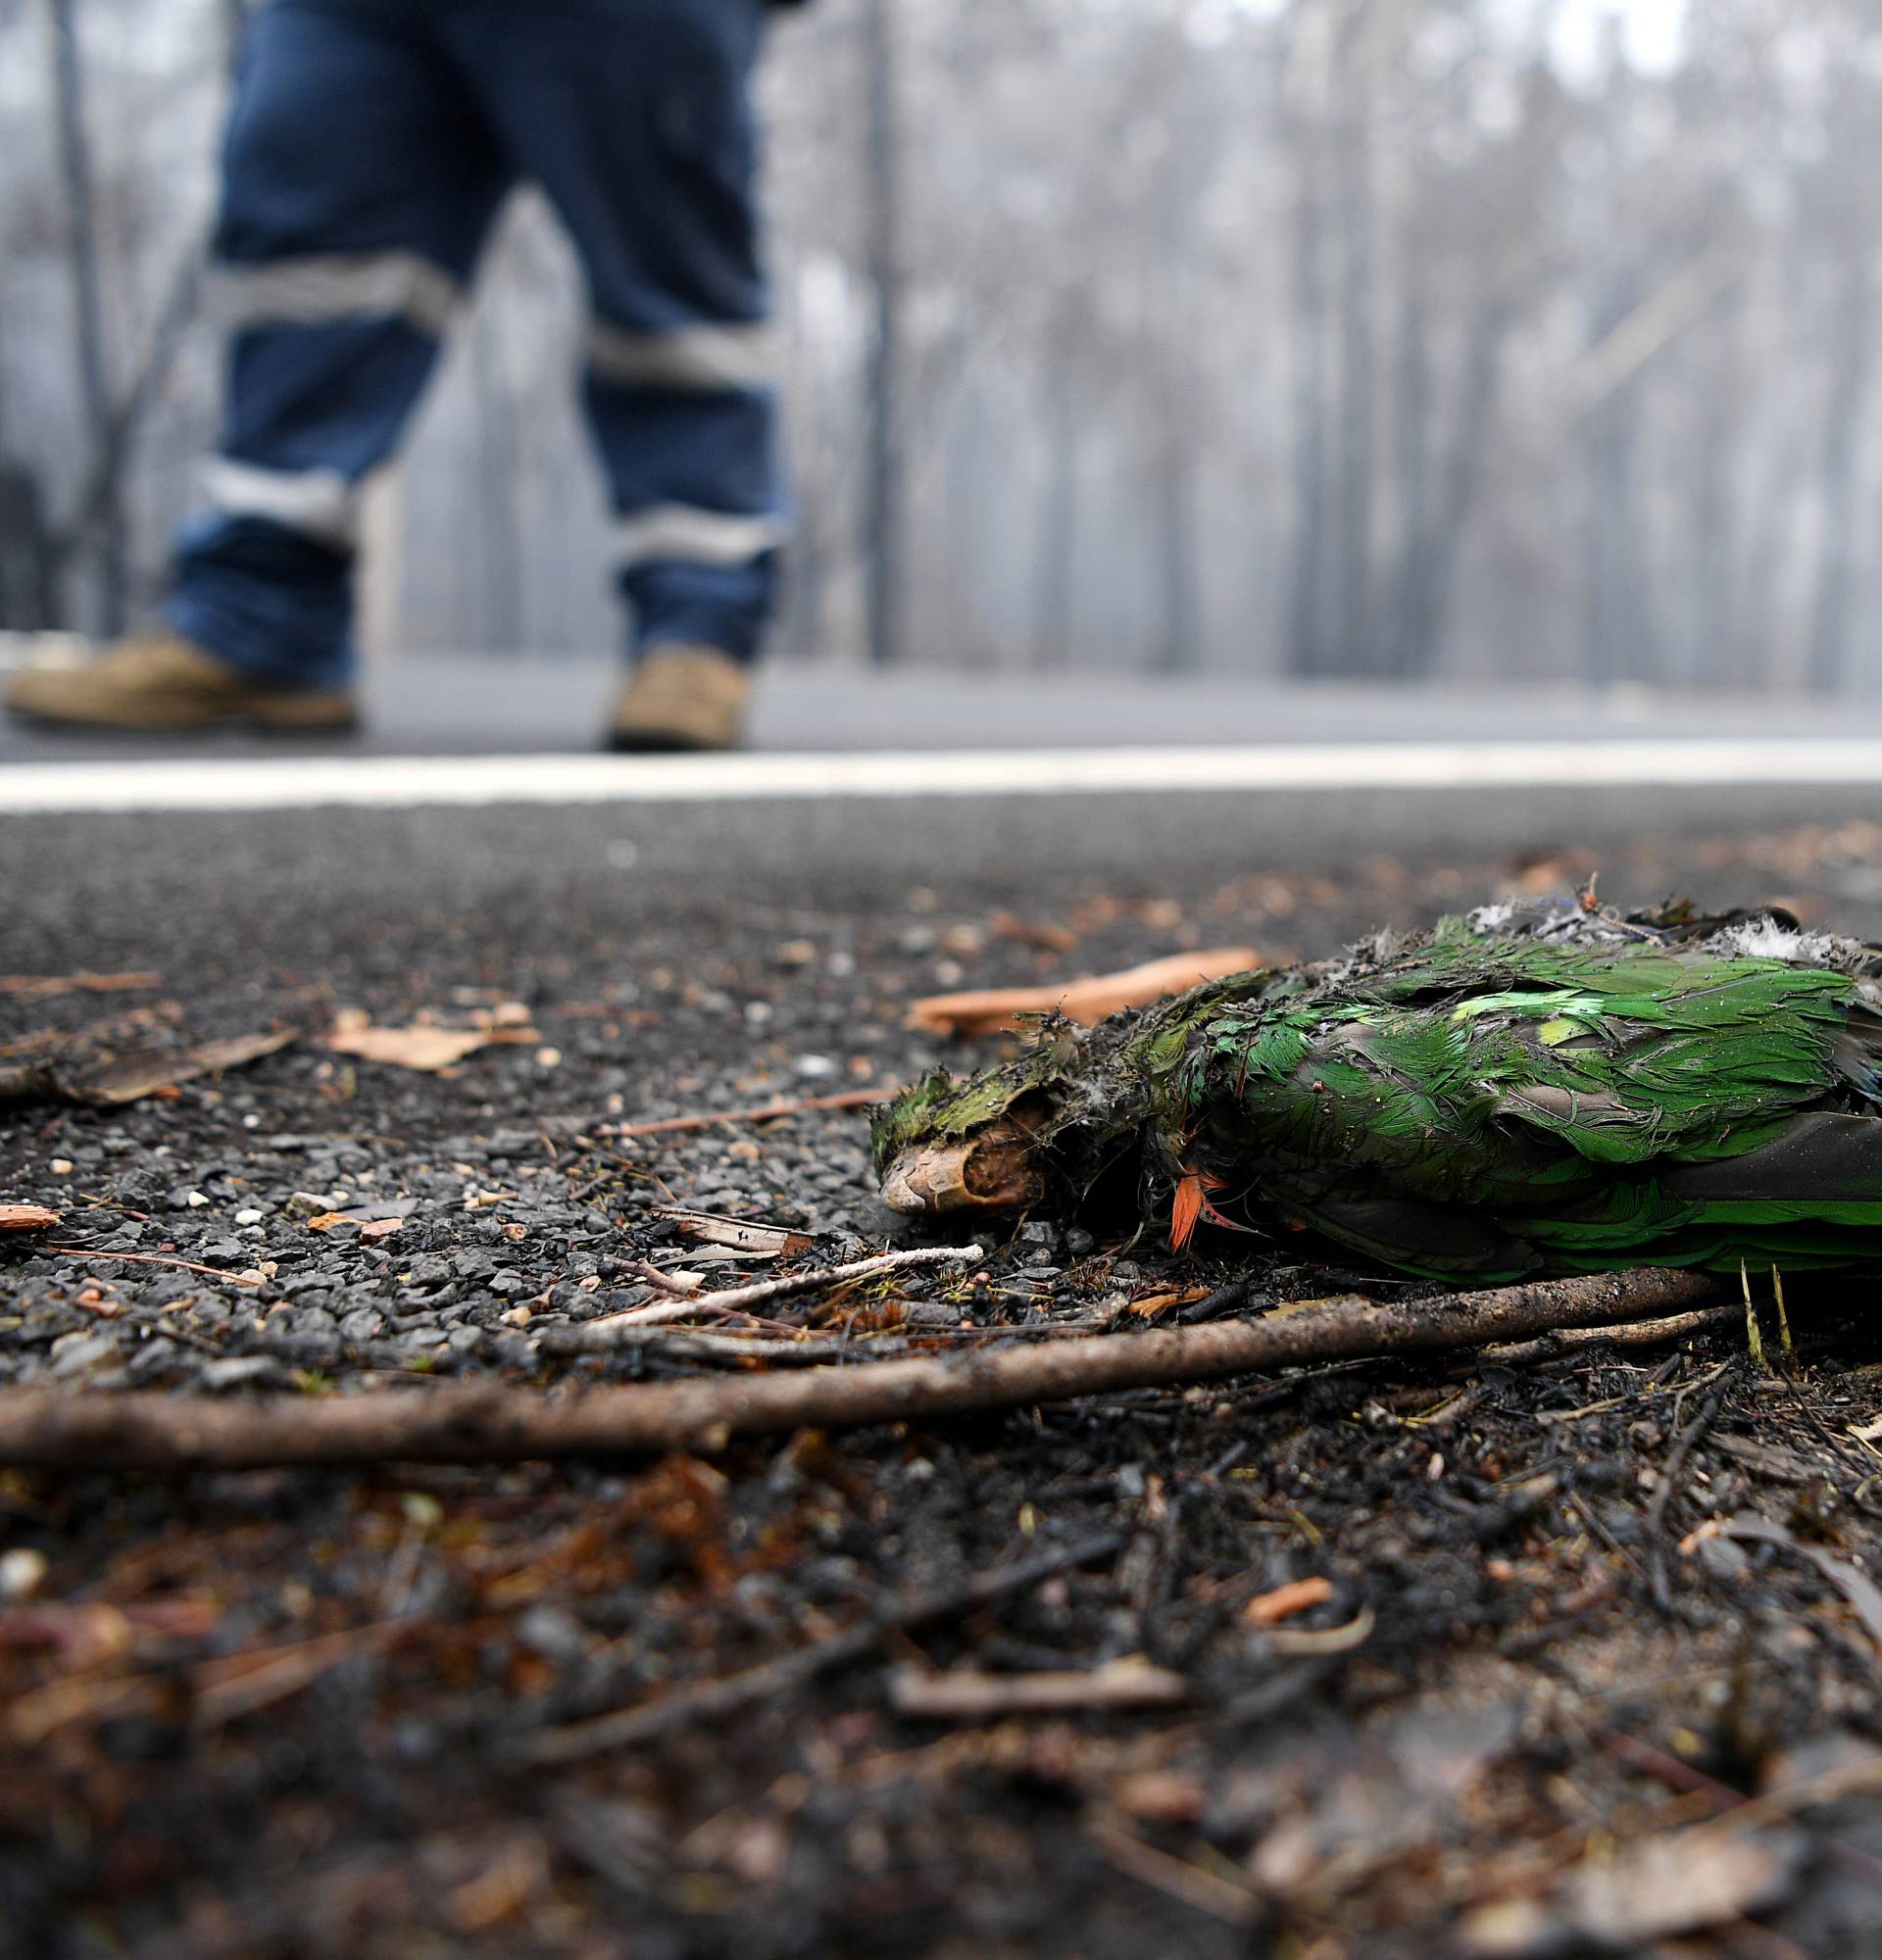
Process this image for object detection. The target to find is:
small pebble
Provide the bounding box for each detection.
[0,1548,48,1599]
[49,1159,74,1178]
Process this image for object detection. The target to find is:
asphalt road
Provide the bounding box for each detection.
[4,656,1881,932]
[7,650,1882,759]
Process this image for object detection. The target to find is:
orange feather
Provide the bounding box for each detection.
[1170,1171,1204,1250]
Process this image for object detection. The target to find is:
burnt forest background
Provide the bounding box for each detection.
[3,0,1878,693]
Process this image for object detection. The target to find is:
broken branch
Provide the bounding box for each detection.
[0,1267,1720,1470]
[611,1087,893,1140]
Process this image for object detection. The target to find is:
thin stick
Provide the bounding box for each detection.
[513,1529,1124,1763]
[889,1660,1188,1720]
[612,1087,894,1141]
[588,1298,734,1329]
[0,1268,1722,1471]
[45,1246,264,1287]
[1478,1302,1741,1369]
[1648,1373,1735,1612]
[627,1259,702,1297]
[570,1244,985,1338]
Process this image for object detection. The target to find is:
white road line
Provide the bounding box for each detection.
[0,740,1877,814]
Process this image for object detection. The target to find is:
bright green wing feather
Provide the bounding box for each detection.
[1161,938,1882,1280]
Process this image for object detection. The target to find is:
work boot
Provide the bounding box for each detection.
[608,643,751,753]
[3,631,359,733]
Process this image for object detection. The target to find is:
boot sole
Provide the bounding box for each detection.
[5,696,360,734]
[607,728,742,754]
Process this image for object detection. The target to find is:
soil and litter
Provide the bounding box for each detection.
[4,811,1882,1957]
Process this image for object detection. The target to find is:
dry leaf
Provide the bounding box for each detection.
[0,1204,61,1233]
[188,1030,300,1075]
[1244,1577,1335,1627]
[987,912,1078,954]
[907,948,1265,1039]
[1462,1823,1804,1953]
[324,1022,533,1071]
[656,1207,815,1258]
[1125,1286,1213,1320]
[304,1199,418,1235]
[0,971,162,1001]
[1720,1511,1882,1648]
[73,1028,297,1106]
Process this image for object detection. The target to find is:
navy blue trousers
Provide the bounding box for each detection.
[169,0,783,687]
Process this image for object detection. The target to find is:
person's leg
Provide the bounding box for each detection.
[168,0,512,690]
[446,0,783,682]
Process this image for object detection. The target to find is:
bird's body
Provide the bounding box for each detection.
[873,903,1882,1282]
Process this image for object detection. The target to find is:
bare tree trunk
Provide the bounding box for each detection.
[861,0,904,667]
[1285,122,1329,677]
[1582,270,1655,687]
[1031,363,1079,671]
[1151,426,1201,674]
[1686,291,1743,689]
[47,0,125,635]
[1388,295,1511,682]
[1806,270,1872,696]
[1381,245,1432,680]
[1331,79,1375,673]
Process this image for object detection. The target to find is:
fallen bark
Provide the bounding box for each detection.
[906,947,1266,1039]
[0,1267,1721,1470]
[0,1205,62,1234]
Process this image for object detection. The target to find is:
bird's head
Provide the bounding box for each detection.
[872,966,1280,1224]
[872,1021,1095,1219]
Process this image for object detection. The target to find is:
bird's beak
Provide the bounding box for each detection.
[879,1121,1044,1215]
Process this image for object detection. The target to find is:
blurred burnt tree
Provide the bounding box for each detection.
[4,0,1882,692]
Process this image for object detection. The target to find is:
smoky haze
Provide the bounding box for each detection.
[3,0,1877,693]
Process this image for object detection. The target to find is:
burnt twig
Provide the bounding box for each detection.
[0,1267,1722,1470]
[512,1529,1125,1763]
